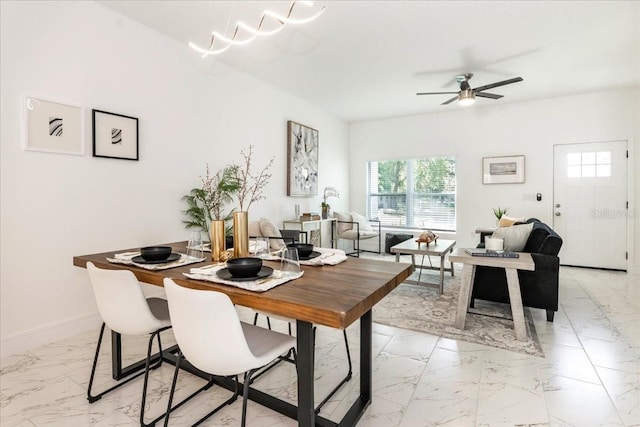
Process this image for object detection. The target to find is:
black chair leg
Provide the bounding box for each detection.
[241,370,257,427]
[141,326,172,427]
[314,329,353,413]
[164,352,236,427]
[250,314,353,413]
[87,323,152,403]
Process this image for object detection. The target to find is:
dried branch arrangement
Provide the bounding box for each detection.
[233,145,275,212]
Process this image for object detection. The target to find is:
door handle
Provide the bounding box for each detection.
[555,212,561,216]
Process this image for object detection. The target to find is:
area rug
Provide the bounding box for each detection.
[365,254,545,357]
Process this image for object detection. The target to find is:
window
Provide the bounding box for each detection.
[567,151,611,178]
[367,157,456,231]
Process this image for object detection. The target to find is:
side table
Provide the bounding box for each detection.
[449,248,535,341]
[282,218,336,248]
[390,238,456,294]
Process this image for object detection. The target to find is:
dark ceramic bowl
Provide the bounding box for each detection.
[226,257,263,278]
[287,243,314,258]
[140,246,172,261]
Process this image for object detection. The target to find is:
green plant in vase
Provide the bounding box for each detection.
[182,164,239,239]
[493,206,509,221]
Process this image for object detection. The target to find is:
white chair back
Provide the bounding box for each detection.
[163,278,265,376]
[86,262,168,335]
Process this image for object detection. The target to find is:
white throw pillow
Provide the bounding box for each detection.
[248,221,262,238]
[491,223,534,252]
[498,215,526,227]
[258,218,285,250]
[351,212,373,232]
[334,211,353,234]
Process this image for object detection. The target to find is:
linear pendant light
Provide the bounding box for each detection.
[189,1,326,57]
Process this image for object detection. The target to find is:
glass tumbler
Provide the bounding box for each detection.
[280,247,300,276]
[187,231,203,259]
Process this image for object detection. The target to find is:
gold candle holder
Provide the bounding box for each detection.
[233,211,249,258]
[210,220,226,262]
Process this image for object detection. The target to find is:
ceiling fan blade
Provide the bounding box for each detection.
[441,95,459,105]
[473,77,523,93]
[475,92,503,100]
[417,91,459,96]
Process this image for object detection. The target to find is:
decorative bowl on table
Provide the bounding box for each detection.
[287,243,314,258]
[140,246,172,261]
[226,257,263,278]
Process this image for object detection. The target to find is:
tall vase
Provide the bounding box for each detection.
[233,211,249,258]
[322,205,329,219]
[210,220,226,262]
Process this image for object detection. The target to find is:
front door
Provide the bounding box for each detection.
[553,140,628,270]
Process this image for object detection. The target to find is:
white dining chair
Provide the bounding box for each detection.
[162,278,297,427]
[85,261,173,427]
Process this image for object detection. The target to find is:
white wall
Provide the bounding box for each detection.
[0,1,350,357]
[350,87,639,266]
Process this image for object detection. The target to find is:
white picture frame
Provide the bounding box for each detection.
[482,155,525,184]
[287,120,319,196]
[25,96,84,155]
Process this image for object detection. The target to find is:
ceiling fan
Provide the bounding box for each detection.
[417,73,523,106]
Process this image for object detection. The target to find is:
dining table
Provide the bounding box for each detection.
[73,241,413,427]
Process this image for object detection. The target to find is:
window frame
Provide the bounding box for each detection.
[367,157,456,232]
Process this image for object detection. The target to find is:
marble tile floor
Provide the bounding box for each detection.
[1,266,638,426]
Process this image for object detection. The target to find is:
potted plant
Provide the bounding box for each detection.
[493,206,509,223]
[321,201,330,219]
[183,164,239,260]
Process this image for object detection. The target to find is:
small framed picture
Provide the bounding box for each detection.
[287,120,319,196]
[25,97,84,155]
[483,155,525,184]
[92,109,139,160]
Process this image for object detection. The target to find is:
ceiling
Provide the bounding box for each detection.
[99,0,640,122]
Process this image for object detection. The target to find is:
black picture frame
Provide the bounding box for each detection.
[92,109,139,160]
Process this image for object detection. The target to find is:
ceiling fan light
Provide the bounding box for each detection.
[458,89,476,106]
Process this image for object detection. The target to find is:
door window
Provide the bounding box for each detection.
[567,151,611,178]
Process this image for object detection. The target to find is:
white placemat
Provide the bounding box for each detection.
[184,264,303,292]
[107,252,205,270]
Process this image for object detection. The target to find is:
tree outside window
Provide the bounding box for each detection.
[368,157,456,231]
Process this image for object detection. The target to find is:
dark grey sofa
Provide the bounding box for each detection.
[472,218,563,321]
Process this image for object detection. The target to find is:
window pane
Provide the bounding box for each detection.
[567,165,581,178]
[367,157,456,231]
[582,152,595,165]
[582,164,596,177]
[567,152,581,165]
[596,151,611,164]
[372,195,407,227]
[376,161,406,193]
[596,164,611,177]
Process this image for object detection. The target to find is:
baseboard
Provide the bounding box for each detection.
[1,313,102,359]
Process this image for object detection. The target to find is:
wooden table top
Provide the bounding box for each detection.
[449,248,535,270]
[390,238,456,256]
[73,241,413,329]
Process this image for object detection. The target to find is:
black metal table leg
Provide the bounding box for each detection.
[296,319,315,427]
[110,331,177,380]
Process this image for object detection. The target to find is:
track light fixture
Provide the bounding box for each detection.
[189,1,326,57]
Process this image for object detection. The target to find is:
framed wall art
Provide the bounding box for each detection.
[92,109,139,160]
[287,120,319,196]
[483,155,525,184]
[25,97,84,155]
